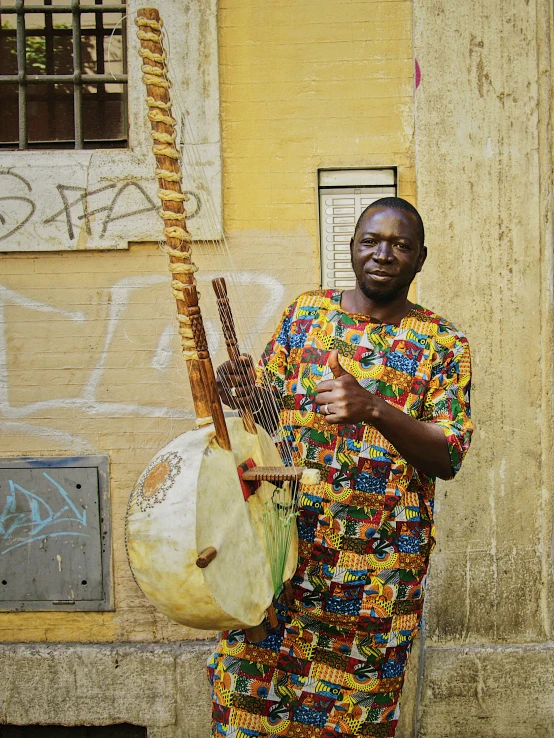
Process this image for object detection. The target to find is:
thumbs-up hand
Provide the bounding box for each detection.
[328,349,346,379]
[315,349,378,425]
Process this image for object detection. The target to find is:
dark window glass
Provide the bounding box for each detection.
[1,82,18,141]
[83,82,125,142]
[0,0,127,149]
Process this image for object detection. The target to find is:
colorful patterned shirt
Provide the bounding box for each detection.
[256,289,473,625]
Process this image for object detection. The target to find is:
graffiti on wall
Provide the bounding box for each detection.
[0,472,88,556]
[0,272,285,453]
[0,170,202,247]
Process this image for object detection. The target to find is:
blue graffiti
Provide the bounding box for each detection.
[0,472,88,555]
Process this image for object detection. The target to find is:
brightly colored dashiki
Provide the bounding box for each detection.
[208,289,473,738]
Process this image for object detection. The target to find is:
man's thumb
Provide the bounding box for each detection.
[329,349,346,378]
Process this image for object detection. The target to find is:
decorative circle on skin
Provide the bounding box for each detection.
[142,460,171,498]
[133,451,182,512]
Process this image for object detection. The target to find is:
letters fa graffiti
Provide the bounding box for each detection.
[0,170,202,242]
[43,181,201,240]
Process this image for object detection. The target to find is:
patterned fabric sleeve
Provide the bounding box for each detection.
[255,299,296,398]
[421,332,473,478]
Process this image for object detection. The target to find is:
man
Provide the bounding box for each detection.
[209,197,473,738]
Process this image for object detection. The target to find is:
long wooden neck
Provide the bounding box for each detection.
[136,8,230,451]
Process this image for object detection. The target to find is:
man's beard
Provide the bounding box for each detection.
[354,265,419,304]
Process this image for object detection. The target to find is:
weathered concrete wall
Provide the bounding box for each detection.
[0,642,214,737]
[411,0,554,735]
[418,643,554,738]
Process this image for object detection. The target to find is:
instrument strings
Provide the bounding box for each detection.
[157,24,303,595]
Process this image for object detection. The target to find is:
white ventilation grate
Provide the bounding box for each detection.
[319,169,396,290]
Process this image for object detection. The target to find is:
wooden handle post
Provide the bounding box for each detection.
[136,9,230,451]
[181,285,231,450]
[212,278,257,435]
[195,546,218,568]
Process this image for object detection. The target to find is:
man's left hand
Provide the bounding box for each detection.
[315,350,380,425]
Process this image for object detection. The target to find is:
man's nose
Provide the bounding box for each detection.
[372,241,394,261]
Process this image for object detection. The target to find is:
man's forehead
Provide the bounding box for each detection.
[358,207,419,236]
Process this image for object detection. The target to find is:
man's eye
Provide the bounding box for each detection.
[395,242,409,249]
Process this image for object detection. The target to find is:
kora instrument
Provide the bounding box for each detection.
[125,8,315,637]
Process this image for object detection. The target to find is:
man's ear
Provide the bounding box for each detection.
[416,246,427,273]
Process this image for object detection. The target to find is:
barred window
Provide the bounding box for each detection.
[0,0,127,149]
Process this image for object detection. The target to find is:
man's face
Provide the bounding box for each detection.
[350,207,427,303]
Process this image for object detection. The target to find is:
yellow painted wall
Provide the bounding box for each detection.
[219,0,416,264]
[0,0,415,642]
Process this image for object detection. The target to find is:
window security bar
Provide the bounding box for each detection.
[0,0,128,149]
[0,4,126,11]
[0,74,127,81]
